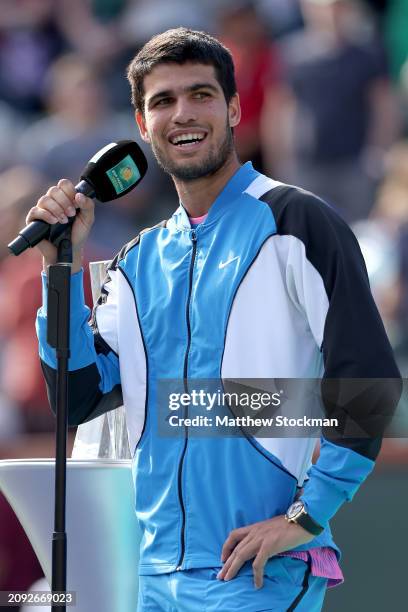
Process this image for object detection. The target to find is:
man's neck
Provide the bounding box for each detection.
[172,155,241,218]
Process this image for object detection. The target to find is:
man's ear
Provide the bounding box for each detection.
[135,110,150,143]
[228,93,241,128]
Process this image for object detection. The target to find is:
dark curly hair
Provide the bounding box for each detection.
[127,27,237,114]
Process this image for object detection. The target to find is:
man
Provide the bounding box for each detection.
[274,0,400,223]
[29,28,400,611]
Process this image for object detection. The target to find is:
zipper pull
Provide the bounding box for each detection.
[190,229,197,243]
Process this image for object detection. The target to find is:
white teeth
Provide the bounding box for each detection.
[171,133,205,145]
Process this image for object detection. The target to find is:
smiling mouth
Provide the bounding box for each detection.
[169,132,207,148]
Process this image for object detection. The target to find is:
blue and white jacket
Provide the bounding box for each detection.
[37,162,400,575]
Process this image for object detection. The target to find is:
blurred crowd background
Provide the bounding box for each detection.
[0,0,408,606]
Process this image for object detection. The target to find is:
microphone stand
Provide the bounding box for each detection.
[46,225,73,612]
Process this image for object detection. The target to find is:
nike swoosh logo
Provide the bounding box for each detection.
[219,256,239,269]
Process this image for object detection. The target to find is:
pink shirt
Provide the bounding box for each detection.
[189,213,344,587]
[189,213,208,226]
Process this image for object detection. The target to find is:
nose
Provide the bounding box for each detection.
[172,96,197,124]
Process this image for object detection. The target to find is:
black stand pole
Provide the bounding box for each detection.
[46,228,73,612]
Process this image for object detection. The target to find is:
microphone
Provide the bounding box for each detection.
[8,140,148,256]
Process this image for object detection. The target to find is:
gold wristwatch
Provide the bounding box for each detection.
[285,501,324,536]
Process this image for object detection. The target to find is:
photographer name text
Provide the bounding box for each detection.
[167,415,338,428]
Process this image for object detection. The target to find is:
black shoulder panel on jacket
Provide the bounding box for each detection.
[260,185,367,304]
[260,185,399,377]
[260,185,401,460]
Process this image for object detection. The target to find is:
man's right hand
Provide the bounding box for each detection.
[26,179,95,273]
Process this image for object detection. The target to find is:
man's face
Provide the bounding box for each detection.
[136,62,241,181]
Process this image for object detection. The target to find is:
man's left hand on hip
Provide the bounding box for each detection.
[217,515,314,589]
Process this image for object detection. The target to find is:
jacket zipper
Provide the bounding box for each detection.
[176,229,197,570]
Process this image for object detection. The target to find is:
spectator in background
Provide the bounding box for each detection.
[55,0,135,111]
[217,1,287,173]
[0,0,67,115]
[275,0,401,223]
[353,141,408,369]
[55,0,128,66]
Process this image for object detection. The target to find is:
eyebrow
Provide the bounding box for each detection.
[147,82,219,107]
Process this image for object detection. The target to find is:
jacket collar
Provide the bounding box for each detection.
[172,161,260,231]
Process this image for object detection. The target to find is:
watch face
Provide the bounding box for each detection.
[287,501,305,520]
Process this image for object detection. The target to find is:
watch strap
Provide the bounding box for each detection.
[295,510,324,536]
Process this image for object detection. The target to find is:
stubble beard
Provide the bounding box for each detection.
[150,121,235,181]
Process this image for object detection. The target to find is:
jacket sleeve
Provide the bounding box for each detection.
[274,187,402,528]
[36,267,122,427]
